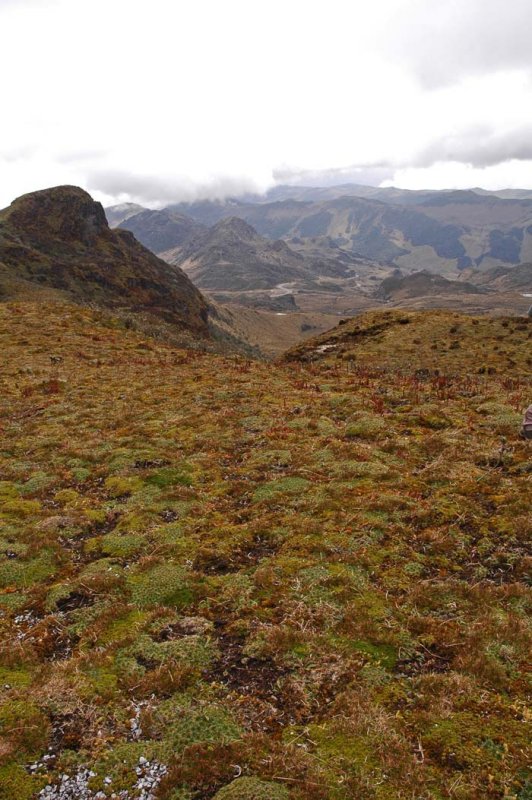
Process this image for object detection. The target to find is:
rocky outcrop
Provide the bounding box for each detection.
[0,186,209,335]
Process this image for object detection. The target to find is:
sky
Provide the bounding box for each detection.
[1,0,532,207]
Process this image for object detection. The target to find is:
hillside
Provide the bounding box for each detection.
[164,217,313,291]
[377,270,483,301]
[0,302,530,800]
[460,262,532,293]
[0,186,209,336]
[285,308,532,376]
[209,303,342,359]
[105,203,147,228]
[118,209,205,254]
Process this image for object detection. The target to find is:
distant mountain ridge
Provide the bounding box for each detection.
[107,184,532,277]
[105,202,145,227]
[119,208,205,253]
[167,192,532,273]
[164,216,312,291]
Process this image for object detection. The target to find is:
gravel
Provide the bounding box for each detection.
[37,759,168,800]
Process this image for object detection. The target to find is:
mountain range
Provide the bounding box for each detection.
[107,184,531,322]
[111,183,532,277]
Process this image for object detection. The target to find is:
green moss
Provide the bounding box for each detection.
[150,700,241,755]
[121,633,215,671]
[79,558,124,579]
[84,666,119,697]
[0,498,41,517]
[0,536,28,558]
[413,405,452,429]
[0,764,46,800]
[89,741,162,793]
[250,449,292,468]
[92,705,241,792]
[54,488,81,506]
[0,592,28,611]
[45,582,76,611]
[104,475,143,498]
[213,777,289,800]
[166,789,194,800]
[100,532,145,557]
[0,482,19,500]
[127,563,193,609]
[421,713,518,771]
[146,466,194,488]
[0,550,56,589]
[98,609,149,645]
[0,666,33,688]
[114,511,154,533]
[0,700,50,756]
[72,466,91,481]
[253,477,310,502]
[476,402,522,435]
[19,471,54,496]
[345,414,386,440]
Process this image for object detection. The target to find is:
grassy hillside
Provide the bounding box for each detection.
[209,303,342,359]
[0,302,530,800]
[285,309,532,377]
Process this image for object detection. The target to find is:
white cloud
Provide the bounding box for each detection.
[0,0,531,207]
[382,0,532,88]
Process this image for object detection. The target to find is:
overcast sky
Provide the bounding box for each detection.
[1,0,532,207]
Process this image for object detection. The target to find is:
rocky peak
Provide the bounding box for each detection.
[211,216,259,242]
[0,185,210,336]
[3,185,108,248]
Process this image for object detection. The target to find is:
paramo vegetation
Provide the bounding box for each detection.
[0,300,530,799]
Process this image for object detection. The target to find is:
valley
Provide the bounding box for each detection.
[105,184,531,356]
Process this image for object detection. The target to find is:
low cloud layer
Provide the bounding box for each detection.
[272,165,395,189]
[415,126,532,169]
[85,170,266,207]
